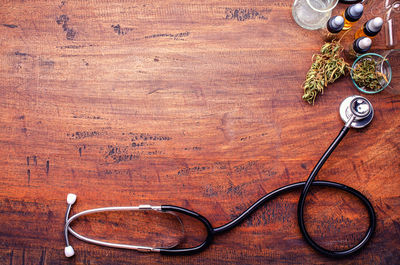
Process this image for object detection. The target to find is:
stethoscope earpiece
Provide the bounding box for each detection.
[65,194,77,257]
[67,193,77,205]
[339,95,374,128]
[64,245,75,258]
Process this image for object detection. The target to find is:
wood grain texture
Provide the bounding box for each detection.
[1,0,400,264]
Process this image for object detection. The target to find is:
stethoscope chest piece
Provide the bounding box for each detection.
[340,95,374,128]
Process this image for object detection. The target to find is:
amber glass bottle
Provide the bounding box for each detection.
[343,3,363,30]
[354,17,383,39]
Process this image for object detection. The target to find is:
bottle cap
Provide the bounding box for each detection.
[353,37,372,54]
[358,37,372,49]
[368,17,383,32]
[349,3,363,17]
[332,16,344,28]
[327,16,344,33]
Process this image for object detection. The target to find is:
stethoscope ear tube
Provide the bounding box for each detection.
[64,201,215,256]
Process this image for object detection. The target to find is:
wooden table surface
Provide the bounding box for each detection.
[1,0,399,264]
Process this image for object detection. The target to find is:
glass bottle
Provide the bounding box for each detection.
[292,0,339,30]
[343,3,364,30]
[354,17,383,39]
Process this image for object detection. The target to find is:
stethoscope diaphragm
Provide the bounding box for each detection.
[339,95,374,128]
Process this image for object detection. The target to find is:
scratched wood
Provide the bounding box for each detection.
[1,0,400,264]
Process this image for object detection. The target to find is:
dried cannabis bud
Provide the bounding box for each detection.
[352,56,389,91]
[302,41,349,104]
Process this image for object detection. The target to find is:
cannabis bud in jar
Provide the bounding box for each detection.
[351,56,389,91]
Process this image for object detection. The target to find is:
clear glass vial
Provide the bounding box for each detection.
[292,0,339,30]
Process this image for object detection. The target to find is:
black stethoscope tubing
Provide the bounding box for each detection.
[158,125,376,257]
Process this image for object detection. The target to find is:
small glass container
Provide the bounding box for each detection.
[292,0,339,30]
[351,53,392,94]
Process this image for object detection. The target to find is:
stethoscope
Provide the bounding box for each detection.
[64,95,376,258]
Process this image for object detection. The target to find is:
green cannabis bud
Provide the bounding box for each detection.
[352,56,388,91]
[302,41,349,105]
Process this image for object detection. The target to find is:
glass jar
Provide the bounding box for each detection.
[292,0,339,30]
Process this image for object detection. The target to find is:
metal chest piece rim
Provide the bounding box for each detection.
[339,95,374,128]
